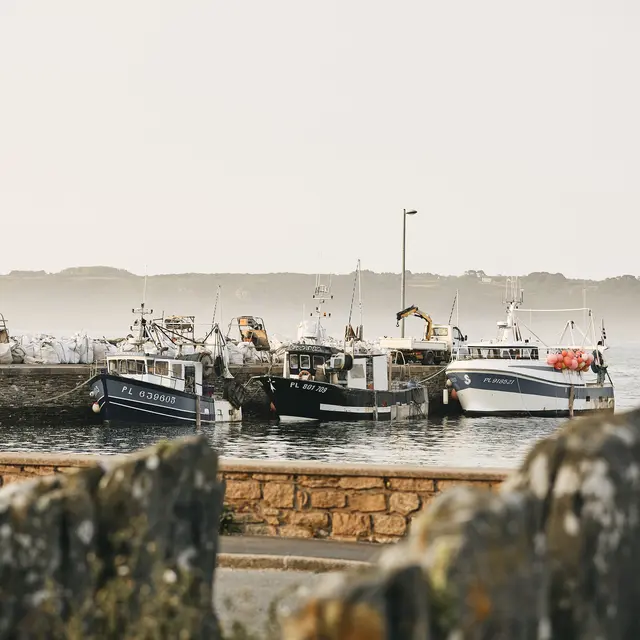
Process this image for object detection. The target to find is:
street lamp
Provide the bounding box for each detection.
[400,209,417,338]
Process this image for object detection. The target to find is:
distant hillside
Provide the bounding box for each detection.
[1,269,639,344]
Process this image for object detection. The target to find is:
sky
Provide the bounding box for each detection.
[0,0,639,279]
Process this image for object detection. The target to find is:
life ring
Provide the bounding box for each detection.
[299,370,311,380]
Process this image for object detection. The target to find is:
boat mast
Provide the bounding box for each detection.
[357,259,364,339]
[312,273,332,343]
[132,271,153,350]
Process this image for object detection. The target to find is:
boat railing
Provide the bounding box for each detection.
[452,344,598,361]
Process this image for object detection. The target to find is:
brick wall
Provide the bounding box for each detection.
[0,453,507,542]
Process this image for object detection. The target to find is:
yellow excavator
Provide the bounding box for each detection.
[395,305,434,341]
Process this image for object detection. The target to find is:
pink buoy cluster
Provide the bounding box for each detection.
[546,349,593,372]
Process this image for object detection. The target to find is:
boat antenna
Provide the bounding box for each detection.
[132,266,153,348]
[448,290,458,325]
[203,285,222,342]
[345,260,363,342]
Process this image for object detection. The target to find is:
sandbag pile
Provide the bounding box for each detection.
[7,334,118,365]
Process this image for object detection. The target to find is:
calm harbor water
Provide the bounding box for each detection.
[0,347,637,469]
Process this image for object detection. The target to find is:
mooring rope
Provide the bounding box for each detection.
[30,376,95,405]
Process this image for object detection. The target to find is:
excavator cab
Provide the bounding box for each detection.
[232,316,271,351]
[395,305,433,341]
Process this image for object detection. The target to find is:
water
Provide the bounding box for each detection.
[0,347,637,469]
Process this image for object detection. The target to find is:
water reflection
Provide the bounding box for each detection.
[0,346,636,469]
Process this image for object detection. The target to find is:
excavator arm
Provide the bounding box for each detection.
[395,305,434,341]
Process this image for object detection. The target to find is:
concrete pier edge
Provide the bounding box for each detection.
[216,553,371,572]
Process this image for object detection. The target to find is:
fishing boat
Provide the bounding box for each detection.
[256,264,428,422]
[88,301,243,425]
[446,279,614,416]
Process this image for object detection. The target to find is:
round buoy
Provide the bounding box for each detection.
[451,388,458,400]
[92,402,101,414]
[269,402,276,413]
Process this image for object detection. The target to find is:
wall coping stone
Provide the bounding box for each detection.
[0,452,510,481]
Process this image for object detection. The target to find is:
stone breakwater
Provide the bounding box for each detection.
[0,362,453,422]
[0,454,505,543]
[281,407,640,639]
[0,436,225,639]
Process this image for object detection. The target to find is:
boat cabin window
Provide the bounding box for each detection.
[119,359,127,374]
[171,363,183,379]
[290,354,299,370]
[350,363,365,379]
[433,327,449,337]
[299,354,311,370]
[313,355,325,369]
[147,359,155,374]
[127,360,145,374]
[108,360,118,374]
[155,361,169,376]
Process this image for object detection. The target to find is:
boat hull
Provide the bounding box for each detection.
[446,361,615,416]
[258,375,427,422]
[88,374,241,425]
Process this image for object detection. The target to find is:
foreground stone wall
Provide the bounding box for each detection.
[0,454,506,542]
[0,436,224,639]
[281,408,640,639]
[221,461,504,542]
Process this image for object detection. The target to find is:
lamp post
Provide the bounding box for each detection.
[400,209,417,338]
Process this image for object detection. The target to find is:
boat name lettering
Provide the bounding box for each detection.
[289,381,327,393]
[290,344,327,352]
[138,390,177,404]
[483,377,515,385]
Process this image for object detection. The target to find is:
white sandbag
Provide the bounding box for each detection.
[10,342,25,364]
[236,341,260,364]
[73,334,94,364]
[93,340,117,362]
[0,344,12,365]
[20,340,36,359]
[61,338,81,364]
[39,342,61,365]
[225,343,244,366]
[23,355,39,365]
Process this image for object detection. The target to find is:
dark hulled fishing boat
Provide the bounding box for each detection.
[257,342,427,422]
[88,300,243,425]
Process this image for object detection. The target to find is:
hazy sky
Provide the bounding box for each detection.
[1,1,638,278]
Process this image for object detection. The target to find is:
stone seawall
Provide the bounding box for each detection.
[0,362,454,421]
[0,364,97,424]
[0,453,506,542]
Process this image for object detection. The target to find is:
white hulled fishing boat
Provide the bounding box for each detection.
[446,279,614,416]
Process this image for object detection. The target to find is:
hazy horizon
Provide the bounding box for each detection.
[1,1,639,280]
[2,269,640,346]
[2,265,640,280]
